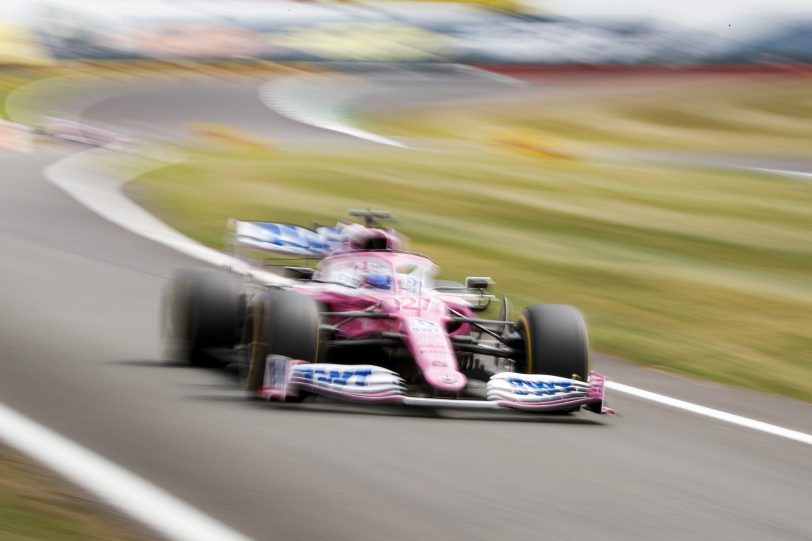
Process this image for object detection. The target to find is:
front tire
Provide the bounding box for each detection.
[516,304,589,380]
[166,268,244,366]
[243,291,321,393]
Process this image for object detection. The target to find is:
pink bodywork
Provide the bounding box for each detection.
[295,251,475,393]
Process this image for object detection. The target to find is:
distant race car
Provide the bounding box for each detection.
[166,210,612,415]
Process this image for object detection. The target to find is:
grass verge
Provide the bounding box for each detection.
[129,145,812,402]
[0,449,148,540]
[362,75,812,154]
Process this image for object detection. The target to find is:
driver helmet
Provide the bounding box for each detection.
[365,274,392,290]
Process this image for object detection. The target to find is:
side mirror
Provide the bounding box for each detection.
[465,276,492,290]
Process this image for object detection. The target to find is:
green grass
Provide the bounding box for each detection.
[362,76,812,153]
[0,68,45,119]
[129,145,812,402]
[0,450,145,540]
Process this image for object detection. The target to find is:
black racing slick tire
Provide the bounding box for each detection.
[516,304,590,380]
[166,268,244,366]
[243,291,321,393]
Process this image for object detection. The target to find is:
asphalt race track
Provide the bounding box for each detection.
[1,72,811,541]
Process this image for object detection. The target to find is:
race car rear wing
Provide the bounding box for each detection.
[229,219,345,258]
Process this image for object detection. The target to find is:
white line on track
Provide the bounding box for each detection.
[45,147,291,288]
[258,79,406,148]
[606,382,812,446]
[1,145,282,541]
[257,66,524,148]
[744,166,812,182]
[0,402,254,541]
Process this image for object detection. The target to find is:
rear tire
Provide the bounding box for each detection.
[516,304,589,380]
[243,291,321,393]
[166,268,244,366]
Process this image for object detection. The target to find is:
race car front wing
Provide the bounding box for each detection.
[259,357,614,414]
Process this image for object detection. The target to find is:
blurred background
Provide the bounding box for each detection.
[1,2,810,539]
[1,0,811,64]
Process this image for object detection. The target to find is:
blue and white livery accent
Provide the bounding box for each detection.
[289,364,405,395]
[260,358,610,413]
[232,220,345,257]
[487,373,590,402]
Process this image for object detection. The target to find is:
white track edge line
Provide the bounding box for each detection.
[0,146,268,541]
[0,403,253,541]
[743,166,812,182]
[606,381,812,446]
[44,147,291,288]
[258,80,406,148]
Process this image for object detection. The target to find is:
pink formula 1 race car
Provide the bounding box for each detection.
[166,211,612,415]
